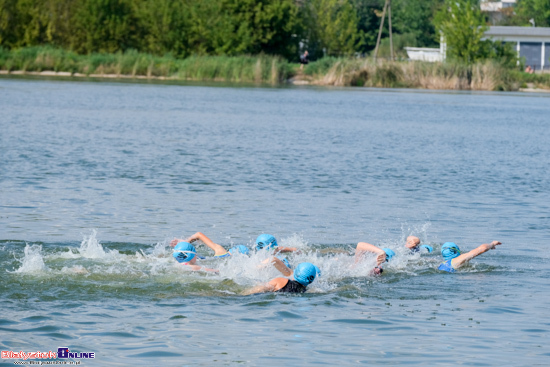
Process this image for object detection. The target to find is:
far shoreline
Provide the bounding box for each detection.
[2,69,550,94]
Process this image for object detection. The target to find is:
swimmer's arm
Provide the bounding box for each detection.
[355,242,386,266]
[185,232,228,256]
[271,257,293,277]
[452,241,501,268]
[185,264,219,274]
[242,278,281,295]
[274,246,298,254]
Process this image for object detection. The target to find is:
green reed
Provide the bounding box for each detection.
[1,46,548,91]
[0,46,291,84]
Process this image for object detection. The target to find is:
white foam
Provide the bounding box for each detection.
[13,244,49,273]
[78,229,121,259]
[280,233,309,250]
[78,229,107,258]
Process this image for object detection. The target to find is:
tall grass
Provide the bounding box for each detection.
[0,46,291,84]
[1,46,548,91]
[175,55,290,84]
[302,57,535,91]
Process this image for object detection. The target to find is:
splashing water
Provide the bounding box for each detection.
[79,230,112,259]
[14,244,48,273]
[7,230,444,295]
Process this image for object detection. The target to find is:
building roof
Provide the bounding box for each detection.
[486,26,550,37]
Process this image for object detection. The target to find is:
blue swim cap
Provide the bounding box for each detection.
[173,242,196,263]
[276,255,291,269]
[256,234,278,250]
[441,242,461,261]
[420,244,433,253]
[293,262,317,286]
[228,245,250,256]
[383,248,395,262]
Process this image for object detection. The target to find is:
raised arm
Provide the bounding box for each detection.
[270,257,293,277]
[184,232,228,256]
[452,241,502,268]
[355,242,386,266]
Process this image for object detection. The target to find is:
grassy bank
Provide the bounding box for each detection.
[0,46,292,84]
[301,57,550,91]
[1,46,549,91]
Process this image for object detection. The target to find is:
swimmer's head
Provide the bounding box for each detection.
[276,255,291,269]
[173,242,196,263]
[256,234,278,250]
[441,242,461,261]
[405,236,421,249]
[228,245,249,256]
[383,248,395,262]
[294,262,318,286]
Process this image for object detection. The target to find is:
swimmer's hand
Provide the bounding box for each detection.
[488,241,501,250]
[170,238,184,247]
[376,252,387,267]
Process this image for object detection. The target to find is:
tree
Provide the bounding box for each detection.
[134,0,189,57]
[0,0,22,47]
[514,0,550,27]
[304,0,364,57]
[349,0,384,53]
[70,0,140,54]
[434,0,488,63]
[220,0,300,57]
[392,0,444,48]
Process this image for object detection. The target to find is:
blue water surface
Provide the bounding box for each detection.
[1,78,549,366]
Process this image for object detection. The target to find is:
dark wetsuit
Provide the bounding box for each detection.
[278,279,307,293]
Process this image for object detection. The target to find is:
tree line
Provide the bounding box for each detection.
[0,0,443,60]
[0,0,548,62]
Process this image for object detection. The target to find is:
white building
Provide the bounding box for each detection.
[405,26,550,71]
[483,26,550,70]
[403,47,444,62]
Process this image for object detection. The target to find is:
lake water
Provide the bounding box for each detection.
[1,78,549,366]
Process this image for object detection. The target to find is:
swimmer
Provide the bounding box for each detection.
[438,241,502,273]
[172,241,219,273]
[354,241,395,275]
[171,232,249,258]
[242,261,320,295]
[255,234,297,253]
[405,236,433,253]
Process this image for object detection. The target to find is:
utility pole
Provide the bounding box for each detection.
[373,0,394,61]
